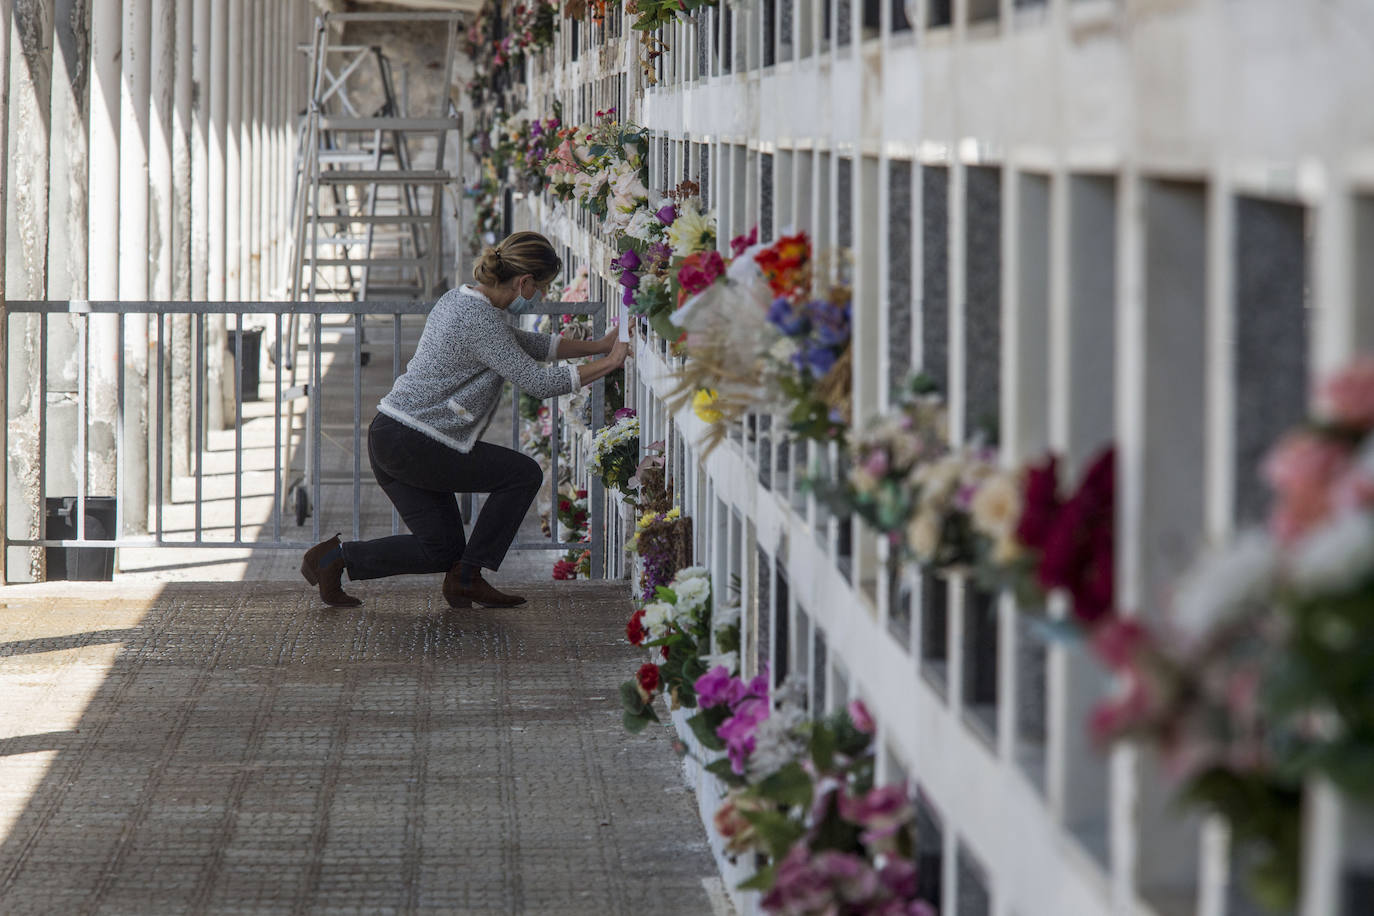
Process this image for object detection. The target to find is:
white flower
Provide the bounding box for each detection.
[913,457,962,508]
[1172,531,1280,639]
[673,576,711,614]
[675,565,709,582]
[746,705,807,780]
[641,601,674,637]
[624,206,657,243]
[701,650,739,674]
[1289,512,1374,596]
[906,510,941,561]
[713,600,741,628]
[666,200,715,256]
[970,469,1023,541]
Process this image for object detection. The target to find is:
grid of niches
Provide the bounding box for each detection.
[522,1,1374,914]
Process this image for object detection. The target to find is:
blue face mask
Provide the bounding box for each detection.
[507,283,543,315]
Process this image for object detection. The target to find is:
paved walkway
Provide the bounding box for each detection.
[0,318,727,913]
[0,580,727,915]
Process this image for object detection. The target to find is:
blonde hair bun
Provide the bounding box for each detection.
[472,231,561,287]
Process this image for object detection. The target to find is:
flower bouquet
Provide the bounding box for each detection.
[589,408,640,494]
[620,566,716,731]
[691,674,937,915]
[807,381,948,546]
[759,234,854,443]
[627,506,693,600]
[556,487,590,541]
[552,548,591,580]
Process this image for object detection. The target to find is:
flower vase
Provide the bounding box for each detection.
[669,705,763,915]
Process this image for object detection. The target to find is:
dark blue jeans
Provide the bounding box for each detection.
[341,413,543,580]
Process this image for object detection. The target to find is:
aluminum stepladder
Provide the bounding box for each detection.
[282,10,464,527]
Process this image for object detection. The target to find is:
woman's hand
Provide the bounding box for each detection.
[597,326,619,354]
[607,340,632,367]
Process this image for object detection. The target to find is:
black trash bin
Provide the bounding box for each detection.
[227,326,264,401]
[44,496,116,581]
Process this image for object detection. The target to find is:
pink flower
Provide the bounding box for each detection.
[861,450,890,478]
[694,665,742,708]
[1262,431,1353,543]
[718,697,768,774]
[1088,671,1152,746]
[1318,357,1374,430]
[847,698,875,734]
[1089,616,1148,669]
[837,784,913,845]
[730,226,759,258]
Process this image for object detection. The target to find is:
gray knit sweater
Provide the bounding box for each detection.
[378,285,581,453]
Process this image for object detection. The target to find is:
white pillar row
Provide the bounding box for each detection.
[118,0,151,537]
[171,0,194,475]
[4,0,53,581]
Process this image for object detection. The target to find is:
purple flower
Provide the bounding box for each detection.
[530,122,543,137]
[695,666,743,708]
[614,407,637,421]
[647,241,673,267]
[655,203,677,225]
[614,247,641,272]
[806,345,837,378]
[767,297,808,337]
[877,858,919,900]
[619,270,640,290]
[718,697,768,773]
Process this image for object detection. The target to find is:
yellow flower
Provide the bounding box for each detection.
[693,389,723,424]
[666,507,681,520]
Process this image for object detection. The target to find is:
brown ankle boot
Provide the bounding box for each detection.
[443,564,526,609]
[301,534,362,608]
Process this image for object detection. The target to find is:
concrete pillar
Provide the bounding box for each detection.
[171,0,193,475]
[225,0,241,302]
[6,0,56,581]
[248,0,263,300]
[191,0,209,302]
[0,0,14,581]
[119,0,151,536]
[45,0,92,511]
[207,0,228,431]
[86,0,119,507]
[149,0,174,510]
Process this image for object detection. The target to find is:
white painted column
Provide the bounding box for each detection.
[87,0,121,505]
[208,0,231,430]
[171,0,194,475]
[246,0,261,300]
[225,0,242,302]
[149,0,175,510]
[191,0,210,302]
[119,0,152,536]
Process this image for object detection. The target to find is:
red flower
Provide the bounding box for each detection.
[678,250,726,295]
[1015,454,1061,551]
[1037,448,1115,627]
[559,499,572,512]
[553,558,578,580]
[626,609,648,645]
[637,662,660,694]
[661,645,670,661]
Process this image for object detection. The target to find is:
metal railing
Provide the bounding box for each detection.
[2,300,607,577]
